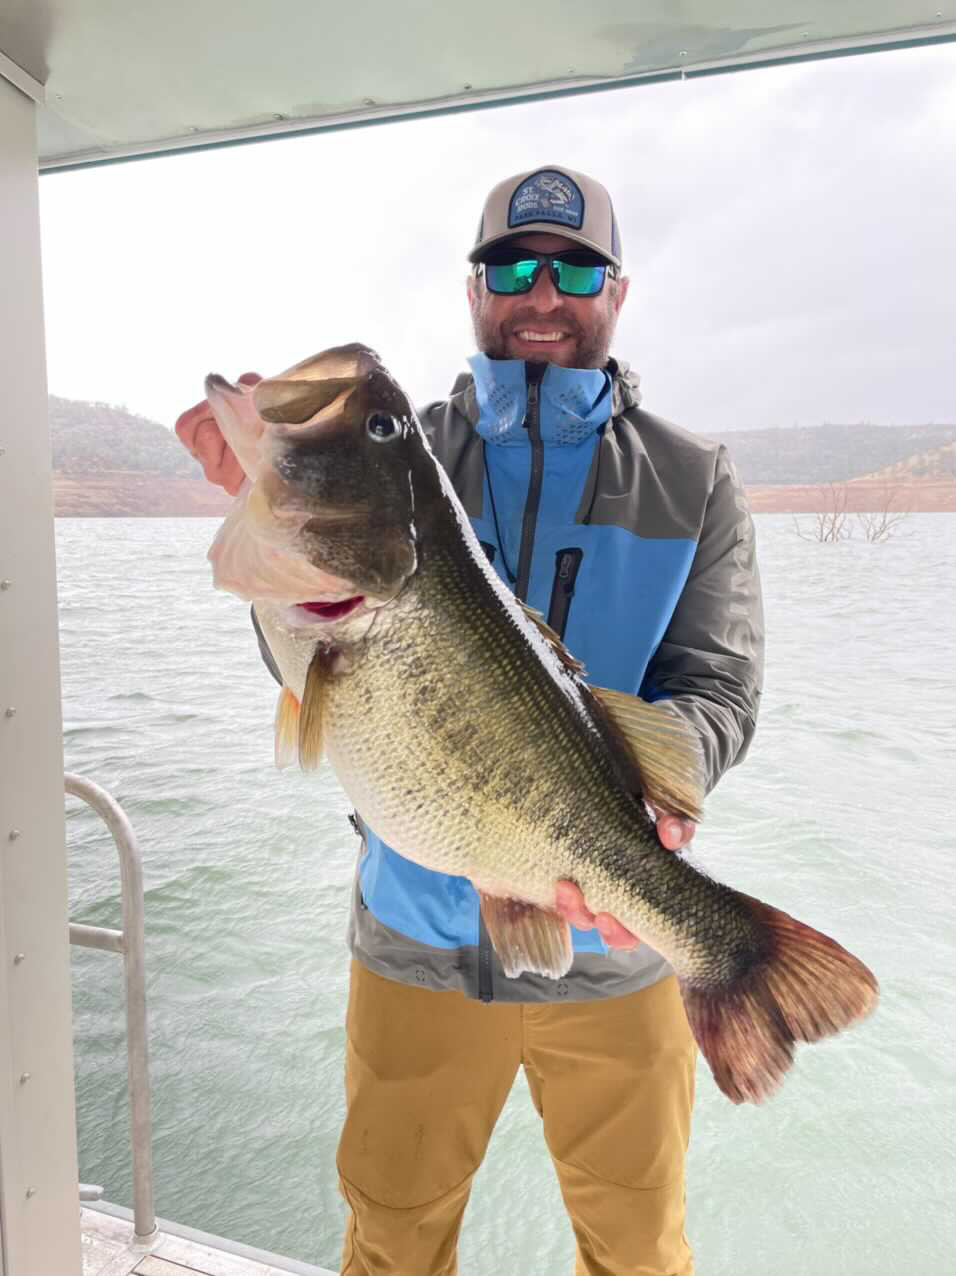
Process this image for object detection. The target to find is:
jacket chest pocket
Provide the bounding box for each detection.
[546,548,584,639]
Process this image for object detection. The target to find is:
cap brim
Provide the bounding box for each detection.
[468,225,620,269]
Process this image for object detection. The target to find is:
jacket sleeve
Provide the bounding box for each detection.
[641,446,764,794]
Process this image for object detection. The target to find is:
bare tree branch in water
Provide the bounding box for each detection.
[793,482,853,543]
[793,480,913,543]
[856,482,911,543]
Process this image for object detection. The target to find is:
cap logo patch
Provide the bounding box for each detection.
[508,170,584,231]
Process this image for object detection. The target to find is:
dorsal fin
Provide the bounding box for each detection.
[517,601,586,676]
[591,687,705,823]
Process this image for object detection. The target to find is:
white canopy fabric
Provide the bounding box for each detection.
[1,1,954,171]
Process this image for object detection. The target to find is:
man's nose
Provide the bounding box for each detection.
[526,265,562,312]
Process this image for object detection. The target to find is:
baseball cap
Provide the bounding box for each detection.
[468,166,622,269]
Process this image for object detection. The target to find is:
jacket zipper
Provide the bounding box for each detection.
[514,365,545,603]
[477,912,494,1004]
[546,548,584,640]
[477,364,546,1004]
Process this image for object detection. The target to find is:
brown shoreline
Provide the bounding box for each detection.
[745,479,956,514]
[52,473,956,517]
[54,473,233,517]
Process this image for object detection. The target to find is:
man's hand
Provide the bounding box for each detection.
[555,809,695,949]
[174,371,261,495]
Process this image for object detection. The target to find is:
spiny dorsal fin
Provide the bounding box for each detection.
[274,687,300,769]
[477,891,574,980]
[591,687,705,823]
[517,601,586,677]
[298,650,331,771]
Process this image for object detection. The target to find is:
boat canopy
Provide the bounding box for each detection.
[1,0,954,172]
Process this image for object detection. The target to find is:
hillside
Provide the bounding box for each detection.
[47,394,956,514]
[49,395,201,477]
[50,395,231,516]
[715,423,956,486]
[858,439,956,481]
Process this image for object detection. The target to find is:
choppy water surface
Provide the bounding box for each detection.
[58,515,954,1275]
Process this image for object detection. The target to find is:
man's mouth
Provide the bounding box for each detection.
[297,596,365,621]
[513,330,572,344]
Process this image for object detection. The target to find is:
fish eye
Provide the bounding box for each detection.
[366,413,401,442]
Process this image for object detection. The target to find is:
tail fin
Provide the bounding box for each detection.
[680,896,878,1104]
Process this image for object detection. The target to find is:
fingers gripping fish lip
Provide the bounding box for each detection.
[204,374,267,481]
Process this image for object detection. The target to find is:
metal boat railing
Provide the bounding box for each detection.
[65,771,157,1245]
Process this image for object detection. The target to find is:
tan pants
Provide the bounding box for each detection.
[337,960,696,1275]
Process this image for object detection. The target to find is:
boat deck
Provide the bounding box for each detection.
[82,1205,336,1276]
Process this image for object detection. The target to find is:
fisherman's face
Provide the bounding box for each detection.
[467,232,629,369]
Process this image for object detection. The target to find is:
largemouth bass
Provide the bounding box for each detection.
[205,343,878,1104]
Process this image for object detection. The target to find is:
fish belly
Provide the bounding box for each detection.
[320,614,607,911]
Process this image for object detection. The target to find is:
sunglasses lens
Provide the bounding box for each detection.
[482,251,609,296]
[485,258,539,294]
[553,259,606,296]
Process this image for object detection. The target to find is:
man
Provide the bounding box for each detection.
[177,165,764,1276]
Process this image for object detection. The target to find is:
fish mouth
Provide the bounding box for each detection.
[295,595,366,622]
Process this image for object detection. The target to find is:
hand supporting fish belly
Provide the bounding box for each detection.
[204,342,878,1105]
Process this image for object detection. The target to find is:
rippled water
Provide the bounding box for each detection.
[59,515,955,1275]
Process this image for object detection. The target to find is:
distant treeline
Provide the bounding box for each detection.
[49,393,956,487]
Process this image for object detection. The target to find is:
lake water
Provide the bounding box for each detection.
[58,514,955,1275]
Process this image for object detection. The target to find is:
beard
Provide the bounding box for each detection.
[469,296,618,369]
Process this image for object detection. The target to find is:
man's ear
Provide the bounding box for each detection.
[615,274,630,313]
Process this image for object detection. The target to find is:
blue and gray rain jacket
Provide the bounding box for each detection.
[257,355,764,1004]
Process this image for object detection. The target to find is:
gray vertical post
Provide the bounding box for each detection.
[0,70,83,1276]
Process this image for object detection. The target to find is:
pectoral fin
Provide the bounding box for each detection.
[298,649,333,771]
[274,687,300,769]
[592,687,706,823]
[477,891,573,980]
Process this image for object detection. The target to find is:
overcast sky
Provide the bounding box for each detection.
[37,40,956,435]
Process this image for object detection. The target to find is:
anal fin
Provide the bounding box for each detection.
[477,891,573,980]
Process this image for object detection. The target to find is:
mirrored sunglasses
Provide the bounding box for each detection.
[479,247,614,297]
